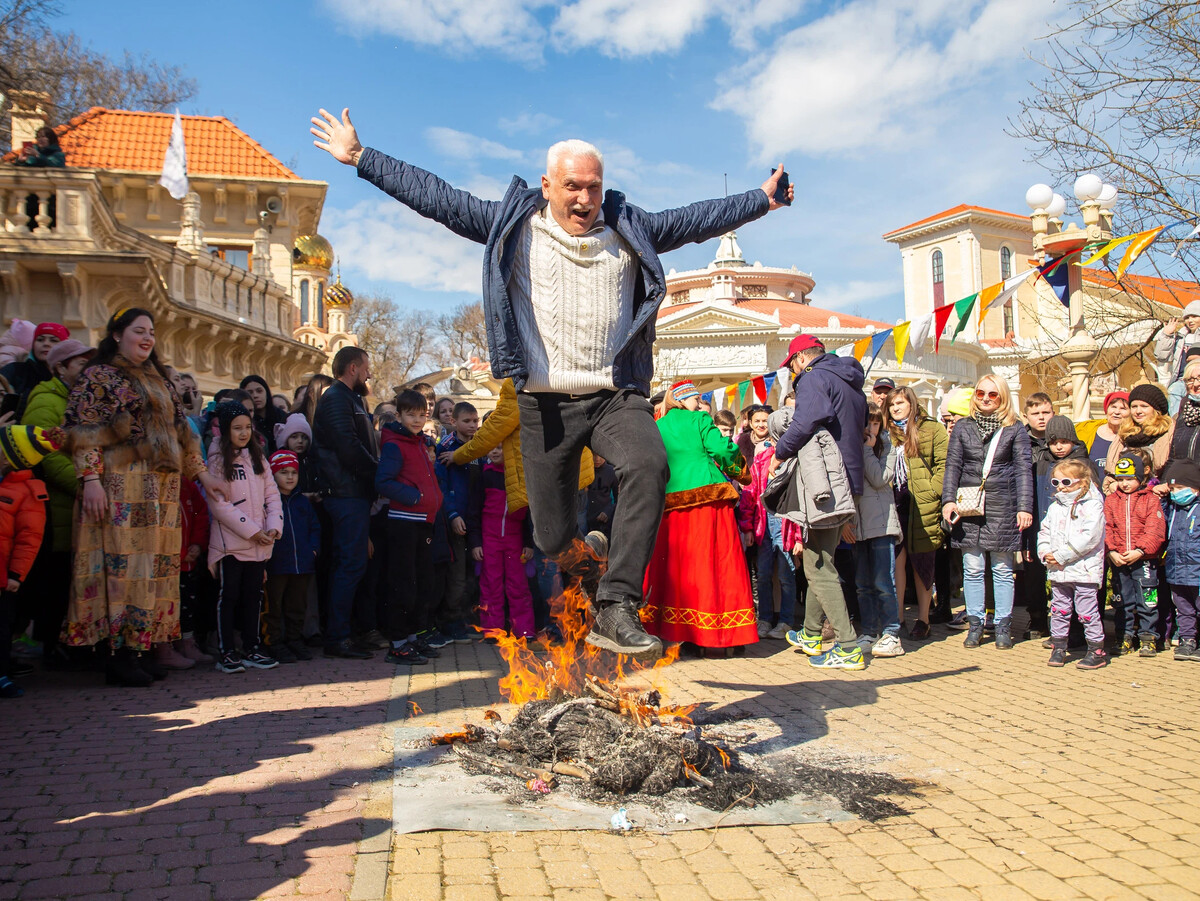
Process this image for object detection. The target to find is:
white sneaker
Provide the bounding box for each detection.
[872,634,905,657]
[766,622,790,640]
[856,634,879,651]
[757,620,771,639]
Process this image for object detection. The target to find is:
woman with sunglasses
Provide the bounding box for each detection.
[941,375,1034,650]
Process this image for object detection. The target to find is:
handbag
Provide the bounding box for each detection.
[955,429,1003,517]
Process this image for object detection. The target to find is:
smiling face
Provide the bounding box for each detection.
[229,414,254,450]
[750,411,769,439]
[1129,399,1154,423]
[541,153,603,236]
[116,316,155,364]
[400,407,426,435]
[974,378,1001,414]
[1106,399,1129,429]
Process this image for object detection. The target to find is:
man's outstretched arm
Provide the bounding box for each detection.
[645,164,794,255]
[311,107,500,245]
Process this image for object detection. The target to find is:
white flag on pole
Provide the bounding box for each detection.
[159,110,189,200]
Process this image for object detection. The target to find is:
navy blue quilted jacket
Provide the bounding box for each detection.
[356,148,770,395]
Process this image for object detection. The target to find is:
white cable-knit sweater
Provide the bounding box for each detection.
[507,208,637,394]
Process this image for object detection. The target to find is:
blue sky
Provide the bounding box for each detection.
[61,0,1059,323]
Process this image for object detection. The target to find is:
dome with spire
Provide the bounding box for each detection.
[293,234,334,270]
[326,273,354,308]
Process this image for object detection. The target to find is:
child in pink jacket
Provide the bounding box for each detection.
[468,448,535,639]
[206,402,283,673]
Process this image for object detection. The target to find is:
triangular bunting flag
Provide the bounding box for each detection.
[979,270,1035,327]
[908,313,933,358]
[763,373,776,398]
[737,380,752,410]
[933,304,956,353]
[892,321,911,367]
[1172,223,1200,257]
[869,328,892,361]
[950,293,979,342]
[700,391,713,406]
[1115,226,1166,278]
[724,385,737,410]
[1081,234,1136,267]
[752,376,767,403]
[775,368,791,404]
[976,283,1003,322]
[852,335,872,361]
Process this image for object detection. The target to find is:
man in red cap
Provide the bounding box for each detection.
[0,322,69,420]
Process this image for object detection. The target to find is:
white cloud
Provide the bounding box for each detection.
[712,0,1049,160]
[551,0,716,56]
[498,112,562,135]
[321,200,485,294]
[424,127,525,163]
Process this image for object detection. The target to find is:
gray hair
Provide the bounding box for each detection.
[546,139,604,175]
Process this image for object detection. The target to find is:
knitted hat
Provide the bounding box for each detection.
[214,400,253,433]
[45,339,94,371]
[1128,383,1169,415]
[269,450,299,474]
[1112,455,1145,481]
[779,334,824,368]
[1103,390,1129,412]
[1045,415,1079,446]
[274,413,312,448]
[670,379,699,403]
[33,322,69,342]
[1163,459,1200,491]
[1184,300,1200,318]
[945,387,972,418]
[0,425,62,470]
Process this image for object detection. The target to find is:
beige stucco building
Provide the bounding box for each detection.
[0,93,357,396]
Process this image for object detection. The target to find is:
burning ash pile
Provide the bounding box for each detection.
[424,583,791,812]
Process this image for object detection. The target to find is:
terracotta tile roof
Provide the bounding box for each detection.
[2,107,299,180]
[1082,268,1200,309]
[658,298,890,330]
[883,204,1028,239]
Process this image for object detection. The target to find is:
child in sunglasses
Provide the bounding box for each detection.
[1103,453,1165,657]
[1038,458,1107,668]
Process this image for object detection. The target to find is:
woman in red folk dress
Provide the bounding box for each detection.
[643,380,758,655]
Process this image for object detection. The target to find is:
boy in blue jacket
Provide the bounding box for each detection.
[435,402,480,643]
[264,451,321,663]
[377,391,446,664]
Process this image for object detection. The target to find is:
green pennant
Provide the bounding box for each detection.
[737,380,752,409]
[950,293,979,342]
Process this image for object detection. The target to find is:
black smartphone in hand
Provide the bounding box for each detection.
[0,393,19,419]
[772,169,791,206]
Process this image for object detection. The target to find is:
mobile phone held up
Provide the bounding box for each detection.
[771,169,791,206]
[0,392,20,419]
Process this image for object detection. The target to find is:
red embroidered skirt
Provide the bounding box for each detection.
[642,496,758,648]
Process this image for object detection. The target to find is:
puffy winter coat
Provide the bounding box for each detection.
[766,429,856,535]
[1037,485,1105,584]
[20,376,75,553]
[206,447,284,569]
[0,355,51,419]
[1033,440,1101,532]
[0,470,47,583]
[467,461,533,552]
[1169,398,1200,466]
[942,419,1034,552]
[737,444,775,542]
[435,432,480,524]
[267,491,321,576]
[312,380,377,499]
[858,437,901,542]
[376,421,443,523]
[1104,486,1165,558]
[450,378,592,509]
[897,418,947,553]
[1103,414,1173,492]
[179,477,210,573]
[774,353,867,496]
[356,149,768,395]
[1165,497,1200,586]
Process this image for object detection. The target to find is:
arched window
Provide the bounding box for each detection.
[299,280,310,324]
[316,281,325,329]
[1000,246,1013,280]
[931,249,944,306]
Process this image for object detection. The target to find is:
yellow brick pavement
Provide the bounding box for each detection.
[392,626,1200,900]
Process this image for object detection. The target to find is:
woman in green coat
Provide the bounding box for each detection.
[642,380,758,652]
[20,339,94,659]
[883,387,948,639]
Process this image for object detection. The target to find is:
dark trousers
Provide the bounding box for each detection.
[442,532,475,627]
[1017,556,1048,628]
[386,520,435,640]
[180,567,203,634]
[357,509,390,635]
[217,557,267,655]
[0,590,13,676]
[934,545,959,617]
[25,545,70,648]
[1113,562,1159,640]
[518,389,668,606]
[264,573,312,647]
[1172,585,1198,643]
[323,497,371,643]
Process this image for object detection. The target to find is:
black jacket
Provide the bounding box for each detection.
[312,381,377,499]
[942,419,1034,552]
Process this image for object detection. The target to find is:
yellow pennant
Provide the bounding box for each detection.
[724,384,738,409]
[1080,234,1136,267]
[892,321,911,367]
[1115,226,1166,279]
[852,335,872,361]
[976,282,1004,321]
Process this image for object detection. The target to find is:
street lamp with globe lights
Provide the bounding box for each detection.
[1026,173,1117,420]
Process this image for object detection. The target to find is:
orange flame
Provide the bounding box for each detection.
[407,701,423,718]
[716,748,730,770]
[488,579,688,711]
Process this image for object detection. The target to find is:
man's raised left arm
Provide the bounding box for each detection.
[646,164,794,254]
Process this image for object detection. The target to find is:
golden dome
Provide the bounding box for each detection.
[326,275,353,308]
[293,234,334,270]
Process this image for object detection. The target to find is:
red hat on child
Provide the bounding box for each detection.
[269,451,299,475]
[33,322,69,342]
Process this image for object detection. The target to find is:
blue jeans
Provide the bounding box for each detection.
[855,537,900,638]
[755,514,796,624]
[324,497,371,643]
[963,549,1014,620]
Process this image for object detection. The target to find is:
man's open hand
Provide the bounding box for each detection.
[311,108,363,166]
[762,164,794,211]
